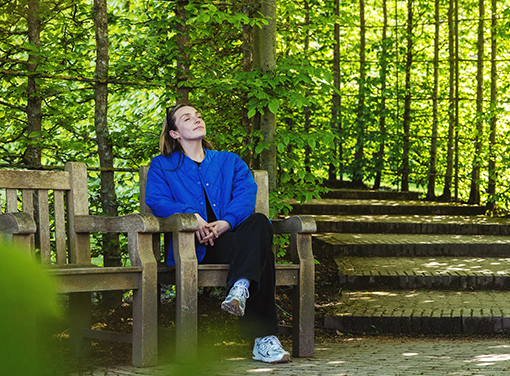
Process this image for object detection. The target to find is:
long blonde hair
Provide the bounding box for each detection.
[159,103,213,156]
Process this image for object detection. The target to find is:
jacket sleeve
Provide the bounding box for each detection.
[145,157,198,218]
[221,155,257,229]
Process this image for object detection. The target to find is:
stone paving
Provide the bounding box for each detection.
[72,336,510,375]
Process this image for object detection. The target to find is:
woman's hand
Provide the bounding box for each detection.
[194,214,231,246]
[204,220,231,244]
[194,213,213,245]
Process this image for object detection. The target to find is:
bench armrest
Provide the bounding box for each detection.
[157,213,198,233]
[74,213,198,266]
[74,213,160,233]
[272,215,317,234]
[74,213,198,234]
[0,212,37,234]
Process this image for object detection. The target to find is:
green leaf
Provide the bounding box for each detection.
[268,98,279,114]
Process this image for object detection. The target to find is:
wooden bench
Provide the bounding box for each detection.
[139,166,316,360]
[0,162,158,367]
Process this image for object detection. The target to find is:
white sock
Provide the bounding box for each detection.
[234,278,250,290]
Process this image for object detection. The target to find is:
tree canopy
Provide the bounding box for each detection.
[2,0,510,218]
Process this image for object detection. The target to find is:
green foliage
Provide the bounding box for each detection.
[0,242,62,376]
[3,0,510,245]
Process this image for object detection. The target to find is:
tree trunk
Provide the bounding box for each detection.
[487,0,497,210]
[253,0,277,192]
[373,0,388,190]
[454,0,460,201]
[304,1,311,173]
[241,1,254,168]
[468,0,485,205]
[176,0,190,103]
[441,0,455,201]
[25,0,42,167]
[427,0,440,200]
[401,0,413,192]
[329,0,341,181]
[353,0,365,187]
[94,0,121,306]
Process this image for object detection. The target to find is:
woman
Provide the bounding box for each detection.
[145,103,290,364]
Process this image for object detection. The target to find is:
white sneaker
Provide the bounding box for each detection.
[252,335,290,363]
[221,284,249,316]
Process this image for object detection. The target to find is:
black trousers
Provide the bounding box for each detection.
[200,213,279,339]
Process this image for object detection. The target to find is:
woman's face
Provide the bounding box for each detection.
[170,106,206,143]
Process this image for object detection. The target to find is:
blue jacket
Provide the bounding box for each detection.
[145,149,257,266]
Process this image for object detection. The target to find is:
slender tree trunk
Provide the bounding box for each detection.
[94,0,121,306]
[487,0,497,210]
[468,0,485,205]
[441,0,455,201]
[329,0,341,181]
[427,0,440,200]
[454,0,460,201]
[401,0,413,192]
[253,0,277,192]
[304,1,311,173]
[373,0,388,190]
[176,0,190,103]
[353,0,365,186]
[25,0,42,167]
[241,1,254,168]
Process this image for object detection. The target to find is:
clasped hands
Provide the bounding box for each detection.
[194,213,231,246]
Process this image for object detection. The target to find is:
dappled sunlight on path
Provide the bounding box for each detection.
[78,336,510,375]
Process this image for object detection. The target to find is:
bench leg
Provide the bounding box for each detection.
[174,232,198,361]
[292,233,315,358]
[132,285,158,367]
[130,232,158,367]
[175,263,198,361]
[69,292,91,357]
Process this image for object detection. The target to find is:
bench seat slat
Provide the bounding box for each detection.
[158,263,300,287]
[49,266,143,274]
[52,267,143,293]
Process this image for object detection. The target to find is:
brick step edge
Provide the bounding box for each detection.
[316,221,510,236]
[314,239,510,257]
[322,191,421,200]
[324,312,509,335]
[339,274,510,290]
[293,205,487,216]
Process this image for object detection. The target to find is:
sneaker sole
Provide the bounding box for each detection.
[253,353,291,364]
[221,299,244,316]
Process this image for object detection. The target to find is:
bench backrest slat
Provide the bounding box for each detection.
[22,189,34,213]
[54,190,67,264]
[38,189,51,263]
[6,189,17,212]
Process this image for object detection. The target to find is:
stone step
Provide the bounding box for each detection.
[322,189,421,201]
[312,214,510,235]
[335,256,510,290]
[314,233,510,257]
[323,290,510,335]
[291,199,487,216]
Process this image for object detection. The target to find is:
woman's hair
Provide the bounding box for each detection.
[159,103,213,156]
